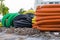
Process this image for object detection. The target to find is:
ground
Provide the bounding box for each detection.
[0,28,60,40]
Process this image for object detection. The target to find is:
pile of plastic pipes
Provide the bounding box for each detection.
[33,4,60,31]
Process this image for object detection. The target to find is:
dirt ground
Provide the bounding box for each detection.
[0,28,60,40]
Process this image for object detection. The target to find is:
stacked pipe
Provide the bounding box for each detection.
[2,13,19,28]
[33,4,60,31]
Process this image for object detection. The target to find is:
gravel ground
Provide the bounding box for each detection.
[0,27,60,40]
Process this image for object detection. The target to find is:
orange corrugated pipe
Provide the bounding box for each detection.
[34,19,60,25]
[37,27,60,31]
[41,4,60,8]
[35,13,60,16]
[33,4,60,31]
[36,8,60,13]
[36,16,60,21]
